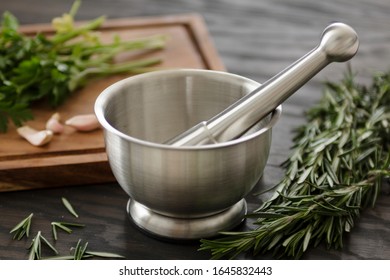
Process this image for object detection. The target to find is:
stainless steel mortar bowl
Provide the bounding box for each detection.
[95,69,282,239]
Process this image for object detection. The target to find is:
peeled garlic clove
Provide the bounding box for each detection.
[46,112,64,134]
[65,114,100,132]
[17,126,53,147]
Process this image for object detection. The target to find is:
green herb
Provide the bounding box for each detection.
[61,197,79,218]
[51,221,85,240]
[0,0,165,132]
[72,239,89,260]
[28,231,58,260]
[44,239,125,260]
[84,250,125,259]
[71,239,123,260]
[200,69,390,259]
[10,196,126,259]
[9,213,33,240]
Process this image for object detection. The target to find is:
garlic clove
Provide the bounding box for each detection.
[46,112,64,134]
[17,126,53,147]
[65,114,100,132]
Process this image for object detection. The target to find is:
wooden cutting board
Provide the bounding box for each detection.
[0,14,225,192]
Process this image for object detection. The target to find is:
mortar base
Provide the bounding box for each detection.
[126,199,247,240]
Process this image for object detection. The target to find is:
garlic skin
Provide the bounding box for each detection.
[17,126,53,147]
[46,112,64,134]
[65,114,100,132]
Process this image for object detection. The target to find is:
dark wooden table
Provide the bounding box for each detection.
[0,0,389,260]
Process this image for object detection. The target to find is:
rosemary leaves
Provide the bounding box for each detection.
[71,239,124,260]
[28,231,58,260]
[62,197,79,218]
[9,213,33,240]
[51,222,85,241]
[10,197,123,259]
[44,239,124,260]
[200,69,390,259]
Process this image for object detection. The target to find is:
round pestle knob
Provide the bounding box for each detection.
[166,23,359,147]
[319,22,359,62]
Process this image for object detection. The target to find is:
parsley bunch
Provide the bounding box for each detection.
[0,0,165,132]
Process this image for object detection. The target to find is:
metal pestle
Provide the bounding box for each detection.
[166,22,359,146]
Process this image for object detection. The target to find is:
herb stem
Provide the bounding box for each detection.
[52,16,105,45]
[68,57,162,91]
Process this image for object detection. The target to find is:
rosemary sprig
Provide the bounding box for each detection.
[61,197,79,218]
[71,239,125,259]
[84,250,126,259]
[51,221,85,240]
[9,213,33,240]
[28,231,58,260]
[44,239,125,260]
[200,69,390,259]
[73,239,89,260]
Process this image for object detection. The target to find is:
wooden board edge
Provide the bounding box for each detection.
[0,152,116,192]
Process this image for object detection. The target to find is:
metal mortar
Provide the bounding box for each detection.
[95,69,281,239]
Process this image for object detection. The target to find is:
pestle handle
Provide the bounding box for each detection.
[167,22,359,146]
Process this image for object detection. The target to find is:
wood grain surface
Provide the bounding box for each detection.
[0,0,389,260]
